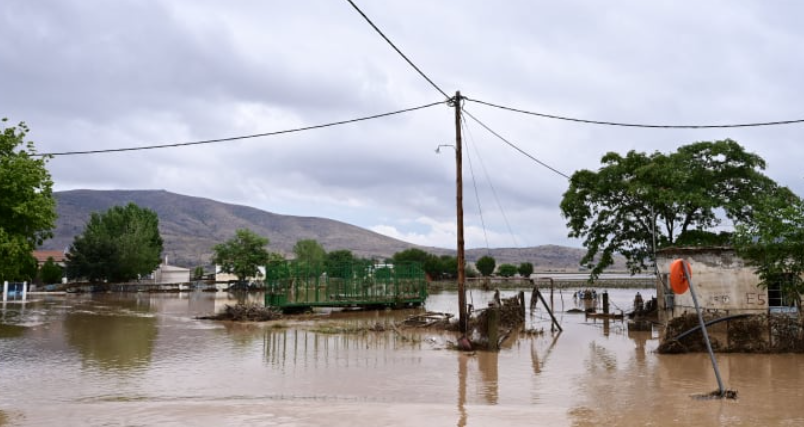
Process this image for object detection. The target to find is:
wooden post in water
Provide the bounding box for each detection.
[602,291,609,314]
[518,290,526,322]
[487,305,499,350]
[453,91,467,335]
[2,281,7,302]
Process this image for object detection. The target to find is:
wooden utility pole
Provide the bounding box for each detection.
[454,91,467,334]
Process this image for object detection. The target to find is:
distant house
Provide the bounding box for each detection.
[32,250,67,267]
[151,257,191,284]
[215,265,265,284]
[656,246,796,324]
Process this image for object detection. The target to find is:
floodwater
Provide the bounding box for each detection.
[1,288,803,426]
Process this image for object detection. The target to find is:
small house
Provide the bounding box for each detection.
[151,258,191,284]
[656,246,796,324]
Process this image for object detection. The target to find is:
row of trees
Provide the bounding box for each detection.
[391,248,534,279]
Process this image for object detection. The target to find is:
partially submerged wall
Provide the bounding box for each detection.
[659,313,804,353]
[656,247,767,323]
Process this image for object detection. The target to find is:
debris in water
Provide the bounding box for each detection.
[692,389,738,400]
[198,303,282,322]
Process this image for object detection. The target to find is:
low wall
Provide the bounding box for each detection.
[659,313,804,354]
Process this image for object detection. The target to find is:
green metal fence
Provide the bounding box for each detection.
[264,261,427,310]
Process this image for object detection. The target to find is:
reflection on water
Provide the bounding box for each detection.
[1,289,804,426]
[64,296,157,371]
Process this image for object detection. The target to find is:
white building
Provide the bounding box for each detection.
[151,257,191,284]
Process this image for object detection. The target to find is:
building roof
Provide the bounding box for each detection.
[32,250,67,263]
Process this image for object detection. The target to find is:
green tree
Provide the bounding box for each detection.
[40,256,63,284]
[392,248,430,265]
[561,140,779,277]
[392,248,442,279]
[326,249,355,279]
[0,119,57,280]
[733,189,804,310]
[438,255,458,280]
[293,239,327,268]
[191,266,205,281]
[211,229,271,284]
[498,263,518,277]
[475,255,496,277]
[518,262,534,278]
[66,203,163,282]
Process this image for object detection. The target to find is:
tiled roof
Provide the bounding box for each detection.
[33,250,67,263]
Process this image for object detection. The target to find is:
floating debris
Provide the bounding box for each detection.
[401,311,454,328]
[199,303,282,322]
[692,389,738,400]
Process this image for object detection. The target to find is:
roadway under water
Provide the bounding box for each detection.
[1,288,803,426]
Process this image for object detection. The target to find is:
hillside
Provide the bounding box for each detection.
[43,189,603,270]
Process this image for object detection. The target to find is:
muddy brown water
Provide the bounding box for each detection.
[1,289,803,426]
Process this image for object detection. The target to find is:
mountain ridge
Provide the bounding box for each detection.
[43,189,601,270]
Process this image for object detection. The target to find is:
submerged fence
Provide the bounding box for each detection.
[264,261,427,310]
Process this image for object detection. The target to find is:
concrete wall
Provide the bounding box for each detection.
[657,247,768,322]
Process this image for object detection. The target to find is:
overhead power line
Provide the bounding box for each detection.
[462,108,571,180]
[467,98,804,129]
[36,101,446,157]
[345,0,450,100]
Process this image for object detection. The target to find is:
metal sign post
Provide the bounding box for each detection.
[677,260,725,397]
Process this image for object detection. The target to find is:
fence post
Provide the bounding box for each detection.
[487,305,499,351]
[2,281,7,302]
[22,281,27,301]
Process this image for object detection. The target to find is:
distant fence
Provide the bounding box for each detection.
[457,276,656,290]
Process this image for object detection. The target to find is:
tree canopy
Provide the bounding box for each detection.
[211,229,271,283]
[391,248,458,279]
[497,263,518,277]
[733,188,804,309]
[293,239,327,269]
[325,249,355,279]
[475,255,496,277]
[40,257,63,284]
[66,203,163,282]
[518,262,534,278]
[560,139,780,277]
[0,119,57,280]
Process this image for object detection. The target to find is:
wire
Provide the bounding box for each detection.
[462,112,520,248]
[461,108,571,179]
[467,98,804,129]
[35,101,446,157]
[345,0,450,100]
[462,121,491,253]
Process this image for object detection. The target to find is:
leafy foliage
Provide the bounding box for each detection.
[733,189,804,309]
[0,119,57,280]
[560,139,779,277]
[391,248,457,280]
[326,249,355,279]
[293,239,326,268]
[192,266,205,281]
[518,262,534,278]
[211,229,271,283]
[497,263,518,277]
[66,203,163,282]
[475,255,496,277]
[40,257,63,284]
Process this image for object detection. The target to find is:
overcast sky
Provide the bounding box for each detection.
[2,1,803,250]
